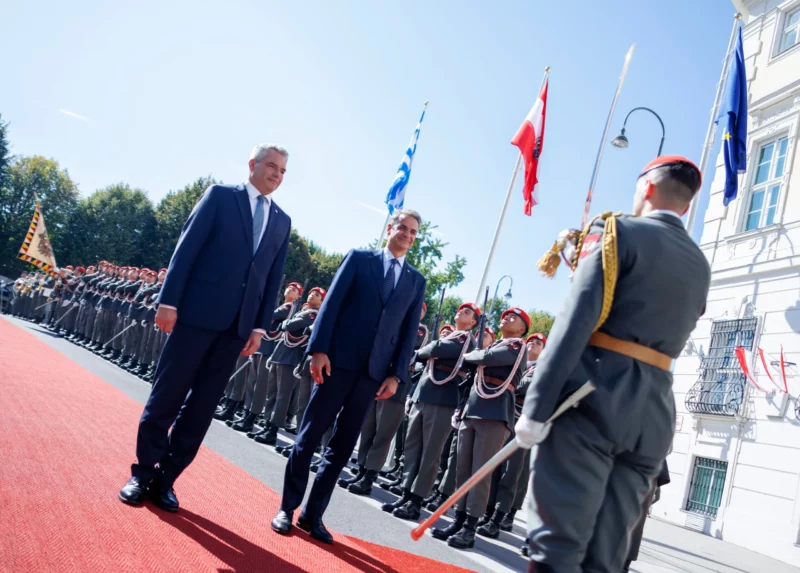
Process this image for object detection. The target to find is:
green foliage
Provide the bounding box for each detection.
[0,114,9,191]
[65,183,156,268]
[0,156,80,276]
[153,176,216,266]
[526,309,556,337]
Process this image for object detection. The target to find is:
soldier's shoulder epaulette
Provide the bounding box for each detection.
[505,338,524,351]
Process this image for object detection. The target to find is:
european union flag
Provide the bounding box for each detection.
[716,25,748,206]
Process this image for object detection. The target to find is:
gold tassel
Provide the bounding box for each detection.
[536,242,562,278]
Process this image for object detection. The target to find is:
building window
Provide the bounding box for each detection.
[744,136,789,231]
[780,8,800,53]
[685,317,757,416]
[686,457,728,517]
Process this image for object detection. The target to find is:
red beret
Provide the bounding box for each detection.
[422,302,427,312]
[639,155,702,187]
[440,324,454,334]
[65,265,74,270]
[76,267,86,273]
[527,333,547,345]
[159,268,168,274]
[502,307,531,331]
[287,282,303,295]
[458,302,481,317]
[309,287,326,299]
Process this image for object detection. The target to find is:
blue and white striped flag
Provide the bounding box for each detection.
[385,104,427,214]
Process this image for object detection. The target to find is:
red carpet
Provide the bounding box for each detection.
[0,318,475,573]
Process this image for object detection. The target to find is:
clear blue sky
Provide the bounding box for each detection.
[1,0,735,314]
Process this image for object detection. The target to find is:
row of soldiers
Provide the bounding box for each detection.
[8,262,169,382]
[8,266,545,556]
[213,282,546,554]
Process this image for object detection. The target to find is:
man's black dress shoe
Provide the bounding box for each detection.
[118,477,151,505]
[297,514,333,544]
[149,481,179,512]
[271,510,293,534]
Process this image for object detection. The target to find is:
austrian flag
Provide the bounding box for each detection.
[511,77,548,216]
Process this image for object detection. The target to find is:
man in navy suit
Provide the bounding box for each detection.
[118,144,292,511]
[271,210,427,544]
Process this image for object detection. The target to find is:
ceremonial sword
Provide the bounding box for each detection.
[410,380,596,541]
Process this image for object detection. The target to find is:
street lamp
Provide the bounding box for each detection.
[487,275,513,321]
[611,107,666,157]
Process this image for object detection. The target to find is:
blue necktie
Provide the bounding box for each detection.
[383,259,398,302]
[252,195,265,254]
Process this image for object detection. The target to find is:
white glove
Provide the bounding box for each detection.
[451,411,462,430]
[514,416,551,449]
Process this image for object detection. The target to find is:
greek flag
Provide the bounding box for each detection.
[385,104,427,214]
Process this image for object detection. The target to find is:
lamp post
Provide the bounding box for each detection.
[611,107,666,157]
[487,275,513,325]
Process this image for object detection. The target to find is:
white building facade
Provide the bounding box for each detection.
[658,0,800,566]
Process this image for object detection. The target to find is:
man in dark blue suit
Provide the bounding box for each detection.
[118,144,292,511]
[271,210,427,544]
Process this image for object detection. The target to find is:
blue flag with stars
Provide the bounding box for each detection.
[385,105,426,214]
[715,25,748,206]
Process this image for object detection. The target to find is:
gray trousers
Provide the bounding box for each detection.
[122,318,140,358]
[248,359,274,413]
[134,323,152,363]
[357,400,406,472]
[266,364,296,426]
[526,409,662,573]
[496,446,531,513]
[82,304,96,337]
[295,371,315,424]
[151,327,167,364]
[454,418,508,516]
[440,430,459,496]
[61,303,79,333]
[229,355,260,408]
[402,402,456,498]
[112,314,127,350]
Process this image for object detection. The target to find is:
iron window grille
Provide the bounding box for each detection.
[685,317,757,416]
[686,457,728,517]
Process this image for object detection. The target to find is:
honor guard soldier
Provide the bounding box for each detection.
[433,307,529,549]
[382,303,480,519]
[516,156,710,573]
[256,287,324,446]
[478,332,546,539]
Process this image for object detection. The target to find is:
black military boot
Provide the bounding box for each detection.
[348,470,378,496]
[426,491,447,511]
[338,465,365,489]
[381,489,411,513]
[500,508,516,532]
[124,359,140,372]
[254,424,279,446]
[477,509,494,527]
[380,468,404,491]
[135,363,150,378]
[431,510,467,541]
[477,509,505,539]
[247,419,268,439]
[392,494,422,521]
[216,397,231,412]
[213,400,242,421]
[231,411,257,432]
[447,515,478,549]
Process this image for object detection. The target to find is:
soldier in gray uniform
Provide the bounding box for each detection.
[118,270,158,370]
[346,304,434,498]
[382,303,480,519]
[59,266,86,336]
[102,267,140,361]
[433,307,529,549]
[516,155,710,573]
[256,287,324,446]
[478,332,546,539]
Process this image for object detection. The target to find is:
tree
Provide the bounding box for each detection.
[65,184,156,267]
[153,176,216,266]
[0,156,80,276]
[282,230,315,288]
[526,309,556,337]
[0,114,9,192]
[428,295,464,331]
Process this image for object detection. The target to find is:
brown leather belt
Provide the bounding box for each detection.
[435,364,468,378]
[588,332,672,371]
[484,376,515,394]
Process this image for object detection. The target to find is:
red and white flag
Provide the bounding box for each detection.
[511,77,548,216]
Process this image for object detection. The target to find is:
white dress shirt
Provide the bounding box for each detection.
[382,247,405,288]
[645,209,682,221]
[245,181,271,249]
[159,183,272,335]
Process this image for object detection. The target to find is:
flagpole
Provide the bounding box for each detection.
[377,101,429,248]
[580,43,635,230]
[474,69,549,302]
[684,13,742,238]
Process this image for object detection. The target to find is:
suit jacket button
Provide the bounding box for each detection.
[242,283,247,288]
